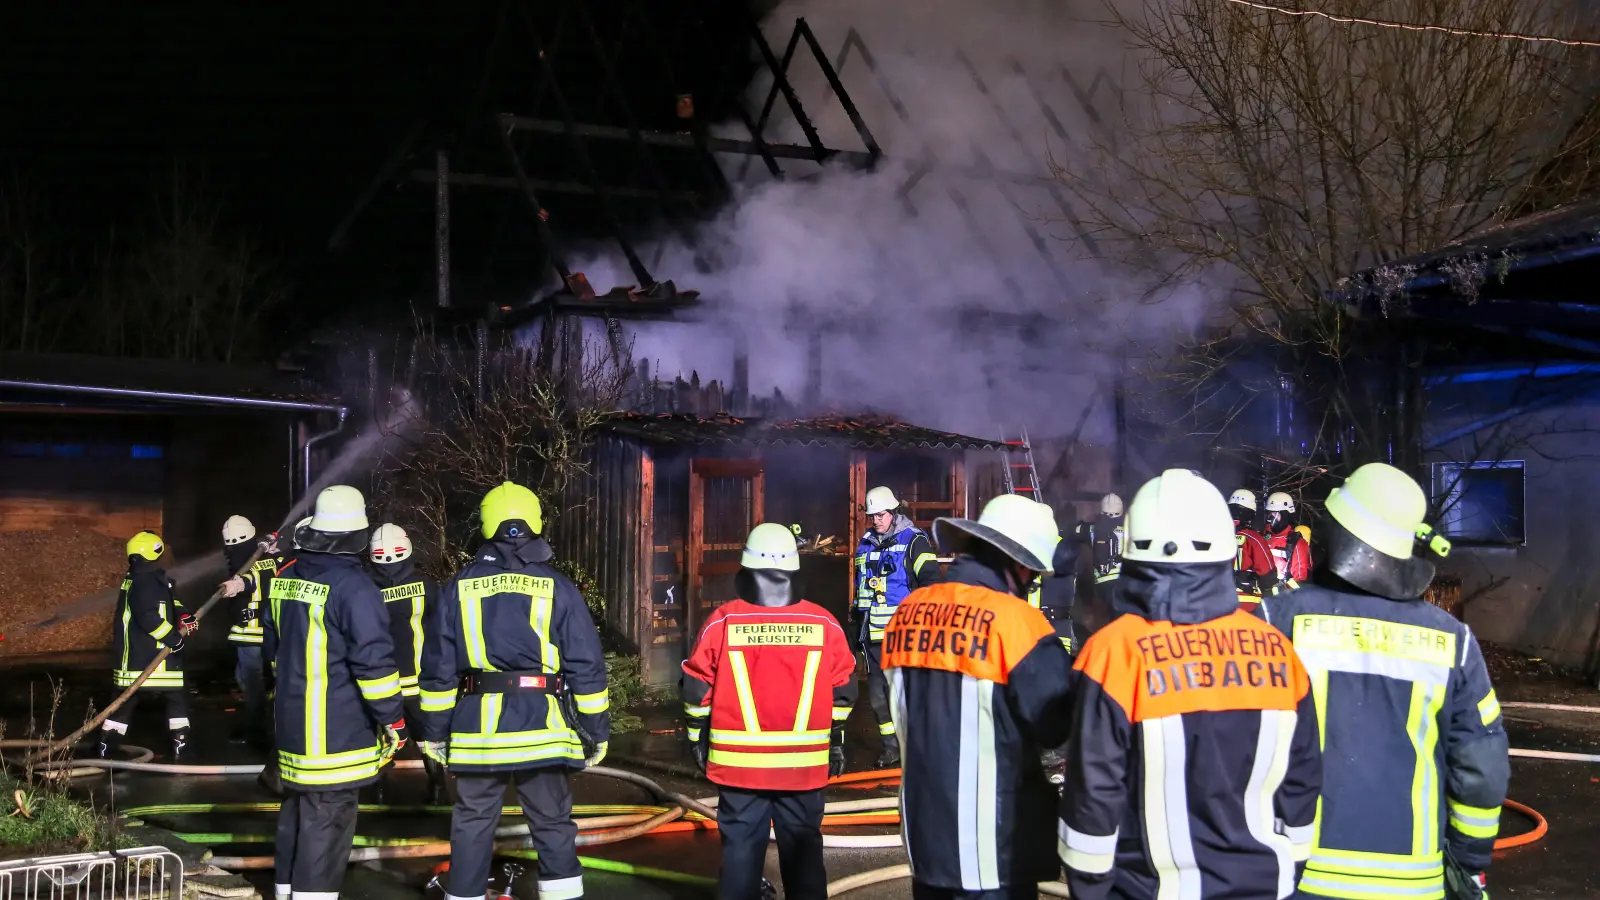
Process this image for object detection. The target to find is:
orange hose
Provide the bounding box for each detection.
[1494,799,1547,850]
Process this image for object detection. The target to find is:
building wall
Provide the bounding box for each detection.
[554,434,649,655]
[1427,390,1600,668]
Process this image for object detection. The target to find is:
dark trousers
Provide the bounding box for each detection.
[449,769,582,900]
[912,883,1038,900]
[717,787,826,900]
[274,789,360,897]
[102,687,189,737]
[863,642,895,744]
[234,644,268,735]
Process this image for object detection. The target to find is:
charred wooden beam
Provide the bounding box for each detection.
[408,169,702,202]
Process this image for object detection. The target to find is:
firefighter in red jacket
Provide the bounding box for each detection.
[1266,491,1312,587]
[1230,489,1277,614]
[681,523,857,900]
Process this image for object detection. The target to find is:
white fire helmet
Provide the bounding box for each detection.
[1122,469,1236,565]
[370,523,413,564]
[865,486,900,516]
[741,522,800,572]
[309,485,369,533]
[222,515,256,546]
[1100,493,1124,517]
[1265,492,1296,513]
[1228,489,1257,512]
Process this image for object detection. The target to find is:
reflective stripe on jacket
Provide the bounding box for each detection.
[112,561,185,689]
[229,556,283,645]
[882,559,1075,891]
[377,578,431,696]
[263,551,405,790]
[1265,584,1510,900]
[681,600,855,791]
[419,537,610,773]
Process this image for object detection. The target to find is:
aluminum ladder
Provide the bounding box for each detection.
[1000,427,1043,502]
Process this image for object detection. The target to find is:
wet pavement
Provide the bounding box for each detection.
[4,659,1600,899]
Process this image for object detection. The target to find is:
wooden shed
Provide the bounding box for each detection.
[552,412,1010,683]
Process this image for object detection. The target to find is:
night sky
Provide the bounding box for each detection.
[1,1,759,334]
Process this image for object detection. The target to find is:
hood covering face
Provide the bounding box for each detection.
[290,550,364,581]
[942,553,1021,597]
[224,541,256,574]
[737,568,795,608]
[370,557,419,587]
[1114,559,1238,625]
[127,555,165,578]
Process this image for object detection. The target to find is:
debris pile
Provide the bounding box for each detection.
[0,529,123,656]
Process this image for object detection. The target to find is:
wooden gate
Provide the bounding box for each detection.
[686,458,765,648]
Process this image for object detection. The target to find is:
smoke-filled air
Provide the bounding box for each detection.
[551,0,1216,442]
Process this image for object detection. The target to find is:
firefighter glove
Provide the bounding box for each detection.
[219,577,247,599]
[584,740,608,768]
[686,724,709,775]
[380,719,408,764]
[1444,846,1488,900]
[178,613,199,636]
[164,635,185,654]
[829,723,847,778]
[420,740,449,766]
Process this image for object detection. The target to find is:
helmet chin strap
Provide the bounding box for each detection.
[737,568,795,608]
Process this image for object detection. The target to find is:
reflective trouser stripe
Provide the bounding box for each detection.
[538,876,584,900]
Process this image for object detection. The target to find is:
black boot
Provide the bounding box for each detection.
[423,757,447,805]
[170,727,192,761]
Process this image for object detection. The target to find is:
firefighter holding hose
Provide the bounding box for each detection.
[418,482,610,900]
[218,515,286,746]
[366,522,447,803]
[1263,464,1508,900]
[681,522,857,900]
[98,531,198,760]
[851,485,941,768]
[263,486,408,900]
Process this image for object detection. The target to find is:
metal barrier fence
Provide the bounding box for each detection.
[0,847,183,900]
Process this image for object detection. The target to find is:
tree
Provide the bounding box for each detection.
[372,319,633,578]
[1055,0,1600,474]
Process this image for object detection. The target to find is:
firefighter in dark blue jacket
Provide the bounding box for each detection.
[418,482,610,900]
[263,486,408,900]
[98,531,198,760]
[367,522,446,803]
[1263,463,1509,900]
[851,485,942,767]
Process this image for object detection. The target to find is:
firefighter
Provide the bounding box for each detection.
[263,486,408,900]
[682,522,857,900]
[99,531,199,760]
[218,516,286,745]
[1028,522,1080,655]
[1265,491,1312,588]
[1262,463,1507,900]
[367,522,446,804]
[1059,469,1322,900]
[1230,489,1277,615]
[418,482,609,900]
[882,494,1075,898]
[850,485,941,768]
[1074,492,1125,635]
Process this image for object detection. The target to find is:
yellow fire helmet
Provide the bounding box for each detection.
[127,531,165,562]
[481,481,543,539]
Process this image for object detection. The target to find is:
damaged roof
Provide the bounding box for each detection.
[603,412,1008,451]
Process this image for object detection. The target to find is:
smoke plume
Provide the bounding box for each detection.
[562,0,1208,441]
